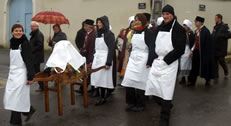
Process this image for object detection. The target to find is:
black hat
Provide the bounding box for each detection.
[162,4,175,16]
[84,19,94,26]
[143,13,151,21]
[195,16,205,23]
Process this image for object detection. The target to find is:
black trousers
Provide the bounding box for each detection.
[10,106,33,125]
[125,87,146,107]
[34,63,44,89]
[215,56,228,78]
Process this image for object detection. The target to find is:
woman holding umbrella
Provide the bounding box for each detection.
[91,16,116,106]
[3,24,35,126]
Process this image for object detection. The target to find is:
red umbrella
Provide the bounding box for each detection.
[32,11,69,36]
[32,11,69,24]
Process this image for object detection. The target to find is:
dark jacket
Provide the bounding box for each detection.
[212,22,231,56]
[96,16,115,66]
[75,28,86,50]
[151,19,186,65]
[188,30,195,49]
[30,29,44,64]
[48,31,67,47]
[81,30,96,64]
[133,27,155,66]
[10,35,35,81]
[193,26,215,79]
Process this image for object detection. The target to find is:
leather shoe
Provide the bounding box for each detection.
[95,98,107,106]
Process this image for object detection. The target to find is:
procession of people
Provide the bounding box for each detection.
[2,4,231,126]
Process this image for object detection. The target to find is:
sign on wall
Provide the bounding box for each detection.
[138,3,146,9]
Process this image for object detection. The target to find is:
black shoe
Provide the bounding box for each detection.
[179,77,186,85]
[9,123,22,126]
[187,82,195,87]
[125,104,135,111]
[131,106,145,112]
[159,118,169,126]
[24,107,36,122]
[75,89,83,94]
[95,98,107,106]
[205,81,211,87]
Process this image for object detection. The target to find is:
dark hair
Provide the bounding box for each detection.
[53,24,61,30]
[216,14,223,20]
[135,13,147,26]
[11,24,24,32]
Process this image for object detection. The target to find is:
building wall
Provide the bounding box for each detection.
[0,0,151,49]
[164,0,231,54]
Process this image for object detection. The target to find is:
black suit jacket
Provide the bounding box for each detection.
[30,29,44,64]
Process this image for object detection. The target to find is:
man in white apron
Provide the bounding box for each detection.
[145,5,186,126]
[91,16,116,106]
[3,24,35,126]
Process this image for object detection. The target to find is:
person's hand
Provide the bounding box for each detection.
[146,65,150,68]
[87,63,92,68]
[105,65,110,70]
[47,36,51,43]
[52,41,56,45]
[189,51,193,57]
[26,80,33,85]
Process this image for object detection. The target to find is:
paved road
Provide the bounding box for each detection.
[0,49,231,126]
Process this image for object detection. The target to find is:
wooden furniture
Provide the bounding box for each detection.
[33,65,105,116]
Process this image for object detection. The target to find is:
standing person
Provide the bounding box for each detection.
[143,13,156,32]
[115,28,126,61]
[76,19,96,94]
[119,16,135,77]
[29,21,45,91]
[48,24,67,48]
[91,16,116,105]
[3,24,36,126]
[145,5,186,126]
[178,19,195,84]
[212,14,231,79]
[188,16,215,87]
[75,21,86,50]
[121,13,154,112]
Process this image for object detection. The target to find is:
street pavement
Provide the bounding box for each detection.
[0,49,231,126]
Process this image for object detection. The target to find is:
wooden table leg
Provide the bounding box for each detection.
[57,83,63,116]
[83,78,88,108]
[44,81,49,112]
[71,83,75,105]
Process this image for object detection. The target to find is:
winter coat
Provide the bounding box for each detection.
[212,22,231,57]
[29,29,44,64]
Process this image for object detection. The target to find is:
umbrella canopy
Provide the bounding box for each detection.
[32,11,69,25]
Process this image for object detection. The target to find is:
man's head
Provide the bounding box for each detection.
[84,19,94,32]
[162,4,175,24]
[30,21,39,32]
[195,16,205,28]
[215,14,223,24]
[53,24,61,33]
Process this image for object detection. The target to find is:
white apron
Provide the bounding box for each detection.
[121,32,150,90]
[91,36,114,89]
[179,43,192,76]
[3,49,31,112]
[145,20,178,100]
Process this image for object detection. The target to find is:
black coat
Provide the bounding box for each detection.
[188,30,195,49]
[194,26,215,79]
[75,28,85,50]
[151,19,186,65]
[212,22,231,57]
[10,35,35,81]
[48,31,67,47]
[30,29,44,64]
